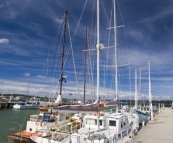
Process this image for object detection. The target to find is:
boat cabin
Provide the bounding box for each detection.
[80,112,130,134]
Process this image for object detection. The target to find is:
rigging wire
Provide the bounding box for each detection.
[105,3,113,100]
[117,0,128,50]
[34,17,64,99]
[67,19,81,100]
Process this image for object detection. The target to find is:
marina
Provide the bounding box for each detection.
[0,103,172,143]
[0,0,173,143]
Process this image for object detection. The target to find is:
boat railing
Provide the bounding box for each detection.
[50,123,132,142]
[8,124,23,136]
[51,124,133,143]
[54,120,81,133]
[115,123,133,141]
[30,115,42,122]
[50,120,82,142]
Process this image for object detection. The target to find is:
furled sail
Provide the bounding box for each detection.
[105,96,118,106]
[53,99,100,113]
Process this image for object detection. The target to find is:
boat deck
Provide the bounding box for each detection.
[130,107,173,143]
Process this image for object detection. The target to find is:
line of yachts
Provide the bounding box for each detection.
[7,100,159,143]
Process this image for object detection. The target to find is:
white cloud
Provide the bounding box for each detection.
[54,18,63,24]
[24,73,30,77]
[0,38,9,44]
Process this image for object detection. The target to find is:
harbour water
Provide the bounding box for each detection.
[0,108,38,143]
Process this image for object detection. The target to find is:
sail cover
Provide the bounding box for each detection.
[105,96,118,106]
[53,100,99,113]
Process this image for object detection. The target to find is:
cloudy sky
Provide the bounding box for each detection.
[0,0,173,101]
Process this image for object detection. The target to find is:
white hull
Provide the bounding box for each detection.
[13,104,39,109]
[31,136,58,143]
[30,113,132,143]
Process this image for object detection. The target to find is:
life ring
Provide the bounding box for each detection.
[94,112,104,116]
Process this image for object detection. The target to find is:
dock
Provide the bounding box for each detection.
[130,107,173,143]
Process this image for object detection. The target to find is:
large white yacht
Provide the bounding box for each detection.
[30,109,132,143]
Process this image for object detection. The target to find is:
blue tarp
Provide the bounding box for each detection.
[42,113,50,122]
[119,102,127,105]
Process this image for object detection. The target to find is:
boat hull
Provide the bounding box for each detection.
[7,133,34,143]
[13,104,39,110]
[1,102,8,108]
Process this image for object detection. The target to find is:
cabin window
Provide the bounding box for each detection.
[125,117,128,124]
[99,120,102,126]
[86,119,97,125]
[109,120,116,126]
[123,118,126,126]
[121,121,123,128]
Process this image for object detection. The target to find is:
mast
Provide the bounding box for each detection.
[84,27,88,105]
[113,0,118,113]
[148,60,151,106]
[96,0,100,131]
[59,11,68,96]
[148,60,153,120]
[139,67,142,108]
[135,69,138,109]
[96,0,100,100]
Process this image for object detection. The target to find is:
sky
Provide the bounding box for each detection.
[0,0,173,101]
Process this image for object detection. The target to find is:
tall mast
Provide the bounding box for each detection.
[148,60,151,105]
[135,69,138,109]
[139,67,141,107]
[59,11,68,96]
[96,0,100,100]
[84,27,88,105]
[148,60,153,120]
[113,0,118,113]
[96,0,100,131]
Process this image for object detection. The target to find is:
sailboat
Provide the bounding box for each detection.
[7,11,78,143]
[131,69,149,127]
[30,0,133,143]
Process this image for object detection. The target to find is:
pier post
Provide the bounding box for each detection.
[158,103,160,113]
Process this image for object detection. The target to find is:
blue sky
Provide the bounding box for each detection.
[0,0,173,101]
